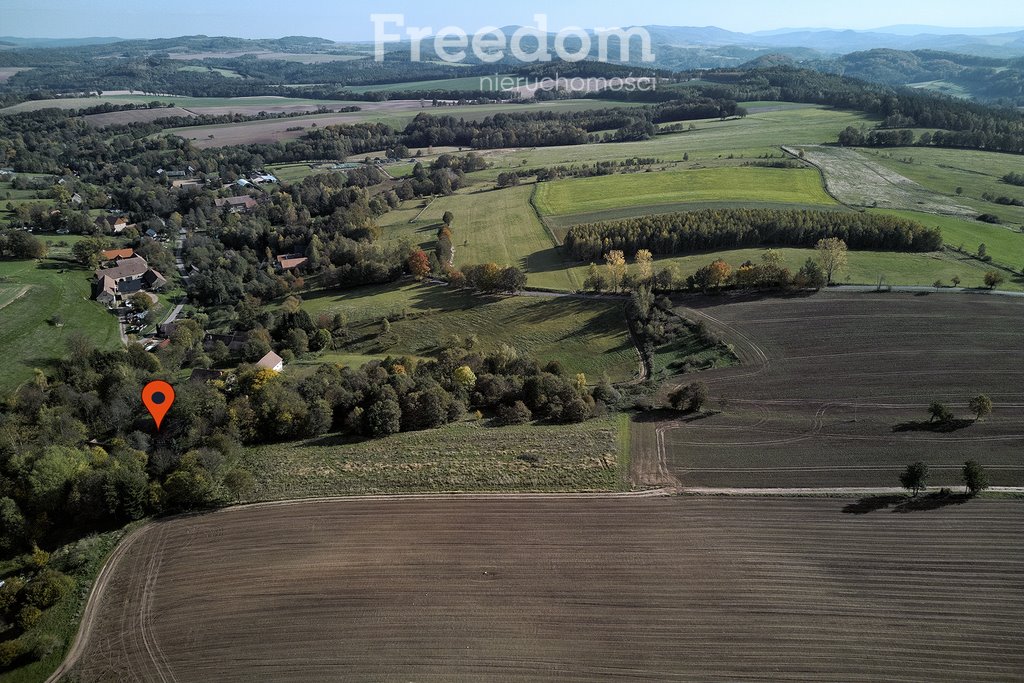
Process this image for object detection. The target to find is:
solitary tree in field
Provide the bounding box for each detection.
[815,237,848,285]
[978,243,987,259]
[984,271,1004,289]
[969,394,993,422]
[635,249,654,283]
[962,461,989,496]
[442,211,454,227]
[604,250,627,292]
[900,462,929,496]
[951,275,961,287]
[928,401,954,424]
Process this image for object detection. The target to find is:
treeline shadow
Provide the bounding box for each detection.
[843,491,972,515]
[893,419,974,433]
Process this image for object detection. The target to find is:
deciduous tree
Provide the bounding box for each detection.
[899,461,929,496]
[816,237,848,285]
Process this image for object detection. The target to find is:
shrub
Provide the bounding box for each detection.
[16,605,42,631]
[22,570,73,610]
[498,401,533,426]
[0,639,25,668]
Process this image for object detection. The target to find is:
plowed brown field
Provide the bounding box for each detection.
[657,292,1024,488]
[65,497,1023,682]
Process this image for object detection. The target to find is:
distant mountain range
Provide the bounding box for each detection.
[637,26,1024,58]
[4,25,1024,57]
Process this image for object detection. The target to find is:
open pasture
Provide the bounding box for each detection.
[862,146,1024,228]
[0,259,119,393]
[296,281,639,383]
[476,106,876,175]
[878,209,1024,270]
[378,185,578,290]
[533,167,836,219]
[65,496,1024,682]
[659,292,1024,488]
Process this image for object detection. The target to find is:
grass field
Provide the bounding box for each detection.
[0,175,56,221]
[475,106,876,175]
[240,416,627,498]
[295,282,639,383]
[66,497,1024,682]
[879,209,1024,271]
[378,185,578,290]
[862,147,1024,228]
[533,167,836,217]
[657,292,1024,488]
[0,259,120,393]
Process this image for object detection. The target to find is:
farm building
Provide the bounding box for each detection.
[93,256,166,303]
[256,351,284,372]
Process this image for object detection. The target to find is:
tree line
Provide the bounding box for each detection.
[564,208,942,261]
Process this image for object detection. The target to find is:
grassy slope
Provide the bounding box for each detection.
[378,185,577,290]
[533,167,836,217]
[0,259,120,393]
[241,416,627,498]
[879,209,1024,270]
[297,282,638,383]
[860,147,1024,228]
[475,106,876,176]
[565,247,1022,291]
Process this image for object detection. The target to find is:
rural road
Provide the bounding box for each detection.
[679,486,1024,495]
[833,284,1024,298]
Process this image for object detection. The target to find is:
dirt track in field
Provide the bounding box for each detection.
[647,291,1024,488]
[64,496,1024,682]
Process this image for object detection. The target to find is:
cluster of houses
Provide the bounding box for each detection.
[93,248,167,306]
[148,325,285,383]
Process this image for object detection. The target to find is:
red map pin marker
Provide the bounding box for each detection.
[142,380,175,430]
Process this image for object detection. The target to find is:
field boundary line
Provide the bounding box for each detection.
[529,183,563,247]
[409,197,434,223]
[780,145,856,210]
[46,523,153,683]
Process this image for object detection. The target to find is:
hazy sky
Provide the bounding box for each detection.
[2,0,1024,40]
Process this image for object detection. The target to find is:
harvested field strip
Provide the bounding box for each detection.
[67,497,1024,682]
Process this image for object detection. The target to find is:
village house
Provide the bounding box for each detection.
[204,332,248,354]
[256,351,284,372]
[275,253,309,271]
[95,215,129,233]
[215,196,258,213]
[93,255,166,304]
